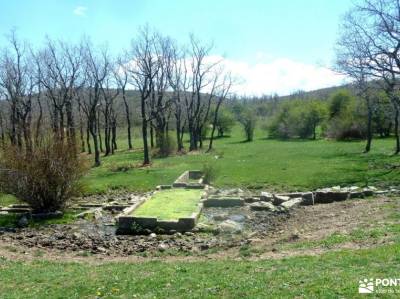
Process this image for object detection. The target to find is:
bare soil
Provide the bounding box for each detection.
[0,196,398,264]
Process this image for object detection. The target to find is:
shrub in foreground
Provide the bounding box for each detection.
[0,141,87,212]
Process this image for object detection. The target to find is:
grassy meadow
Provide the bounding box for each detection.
[82,126,400,194]
[1,126,399,205]
[1,244,399,298]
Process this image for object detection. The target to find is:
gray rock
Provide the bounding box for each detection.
[158,243,168,251]
[314,191,349,204]
[213,214,228,221]
[273,195,290,205]
[281,198,302,209]
[278,192,304,198]
[260,192,273,201]
[244,197,260,203]
[17,215,29,227]
[250,201,276,211]
[363,188,374,197]
[350,191,364,199]
[301,192,314,205]
[149,233,157,238]
[218,220,242,233]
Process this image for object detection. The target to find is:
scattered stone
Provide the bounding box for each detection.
[363,188,374,197]
[158,243,168,251]
[149,233,157,239]
[260,192,273,201]
[17,215,29,228]
[278,192,304,198]
[244,197,260,203]
[273,195,290,205]
[213,214,228,221]
[314,191,349,204]
[301,192,314,205]
[281,198,302,209]
[218,220,242,233]
[350,191,364,199]
[250,201,276,211]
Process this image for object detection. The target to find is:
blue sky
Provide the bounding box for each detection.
[0,0,353,95]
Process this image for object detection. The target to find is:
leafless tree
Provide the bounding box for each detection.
[168,43,187,151]
[183,35,221,150]
[128,27,159,165]
[339,0,400,153]
[100,67,119,156]
[0,31,37,153]
[80,41,111,166]
[208,72,233,152]
[115,56,133,150]
[38,39,84,148]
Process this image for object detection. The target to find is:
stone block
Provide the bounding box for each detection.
[281,198,302,209]
[273,194,290,205]
[314,191,349,204]
[301,192,314,205]
[250,201,276,211]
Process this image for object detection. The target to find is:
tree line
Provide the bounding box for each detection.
[0,27,233,166]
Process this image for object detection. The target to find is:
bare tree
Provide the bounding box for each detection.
[128,27,159,165]
[208,72,233,152]
[339,0,400,153]
[183,35,221,150]
[38,39,83,148]
[115,56,133,150]
[168,44,187,151]
[0,31,37,153]
[80,41,111,166]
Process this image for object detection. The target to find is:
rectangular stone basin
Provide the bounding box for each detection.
[117,188,204,233]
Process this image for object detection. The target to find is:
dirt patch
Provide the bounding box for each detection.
[0,196,398,263]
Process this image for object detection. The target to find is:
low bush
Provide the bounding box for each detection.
[202,163,219,185]
[153,134,177,158]
[237,110,256,142]
[0,140,87,212]
[325,90,367,140]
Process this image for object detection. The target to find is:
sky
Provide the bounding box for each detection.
[0,0,354,96]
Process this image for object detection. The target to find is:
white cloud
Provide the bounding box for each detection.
[73,6,87,16]
[206,55,348,96]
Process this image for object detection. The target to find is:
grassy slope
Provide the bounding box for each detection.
[0,194,19,206]
[82,126,400,194]
[0,244,399,298]
[133,189,203,220]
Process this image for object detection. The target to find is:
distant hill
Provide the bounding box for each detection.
[277,84,352,101]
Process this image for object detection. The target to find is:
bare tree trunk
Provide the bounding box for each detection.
[208,101,223,152]
[97,110,103,153]
[123,94,133,150]
[111,119,117,154]
[394,103,400,155]
[78,106,85,153]
[141,98,150,165]
[0,111,5,148]
[89,117,100,166]
[150,123,154,148]
[86,120,92,155]
[365,101,373,153]
[176,118,183,151]
[35,96,43,146]
[66,99,76,150]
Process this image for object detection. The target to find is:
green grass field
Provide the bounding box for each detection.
[133,189,203,220]
[0,244,399,298]
[81,126,400,194]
